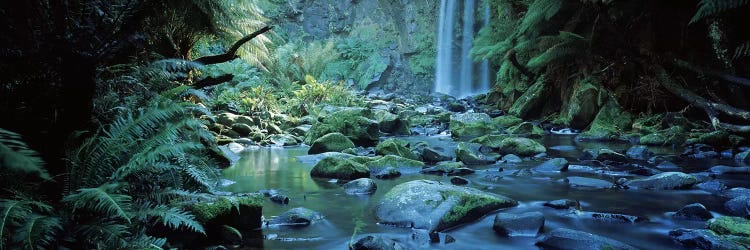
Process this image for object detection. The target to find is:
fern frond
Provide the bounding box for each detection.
[690,0,749,24]
[520,0,563,35]
[527,31,587,69]
[141,205,205,234]
[733,41,750,60]
[0,129,49,180]
[112,142,203,181]
[77,221,130,247]
[12,214,61,250]
[63,184,133,223]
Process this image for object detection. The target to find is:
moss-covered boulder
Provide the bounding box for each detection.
[373,109,411,135]
[506,122,544,137]
[470,134,514,149]
[421,161,475,176]
[558,78,601,129]
[670,228,746,250]
[509,78,549,119]
[640,126,687,146]
[310,157,370,180]
[375,139,419,160]
[188,193,263,242]
[708,216,750,238]
[268,207,324,227]
[493,115,523,129]
[456,142,498,165]
[365,155,425,175]
[304,108,380,147]
[624,172,697,190]
[308,132,355,154]
[497,137,546,157]
[449,113,497,139]
[375,180,517,231]
[578,99,632,141]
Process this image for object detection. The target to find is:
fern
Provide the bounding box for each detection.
[76,221,130,247]
[0,129,49,180]
[63,184,133,223]
[690,0,749,24]
[526,31,587,69]
[140,205,205,234]
[520,0,564,35]
[12,215,61,250]
[733,41,750,60]
[0,199,57,250]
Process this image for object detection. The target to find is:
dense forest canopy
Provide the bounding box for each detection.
[1,0,749,249]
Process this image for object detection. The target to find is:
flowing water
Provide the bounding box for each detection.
[222,135,748,249]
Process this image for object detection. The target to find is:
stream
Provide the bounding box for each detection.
[221,134,747,249]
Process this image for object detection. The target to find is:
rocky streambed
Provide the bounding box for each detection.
[209,93,750,250]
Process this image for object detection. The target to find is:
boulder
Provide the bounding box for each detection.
[534,158,569,173]
[564,177,613,189]
[226,142,245,154]
[708,216,750,237]
[493,212,545,237]
[506,122,544,137]
[655,161,681,171]
[373,110,410,135]
[421,147,452,163]
[268,207,324,227]
[673,203,713,221]
[308,132,355,154]
[497,137,546,157]
[365,155,425,175]
[580,148,627,162]
[375,139,419,160]
[447,102,466,112]
[304,108,380,146]
[508,79,549,119]
[450,176,470,185]
[721,188,750,199]
[544,199,581,210]
[374,167,401,179]
[640,126,687,146]
[501,154,523,163]
[470,134,513,149]
[559,78,600,129]
[578,100,633,141]
[669,228,744,250]
[268,134,299,146]
[709,165,750,175]
[350,235,408,250]
[624,172,697,190]
[493,115,523,128]
[724,196,750,218]
[449,113,496,139]
[375,180,517,231]
[735,151,750,164]
[421,162,475,176]
[590,212,647,224]
[456,142,498,165]
[189,193,263,234]
[310,157,370,180]
[536,228,637,250]
[231,123,254,136]
[343,178,378,195]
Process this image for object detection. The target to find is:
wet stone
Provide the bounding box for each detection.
[493,212,545,237]
[672,203,713,221]
[544,199,581,210]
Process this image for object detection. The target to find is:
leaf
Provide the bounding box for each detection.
[63,184,132,223]
[12,214,61,250]
[143,205,205,234]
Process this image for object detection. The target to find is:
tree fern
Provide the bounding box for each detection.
[520,0,564,35]
[63,184,133,223]
[0,129,49,180]
[526,31,587,69]
[690,0,749,24]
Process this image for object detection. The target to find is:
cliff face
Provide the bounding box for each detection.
[267,0,438,92]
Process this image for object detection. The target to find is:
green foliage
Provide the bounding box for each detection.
[139,205,205,234]
[265,40,340,86]
[690,0,749,24]
[0,129,49,180]
[0,198,59,250]
[215,85,280,114]
[733,41,750,60]
[526,31,587,69]
[520,0,563,35]
[63,184,133,223]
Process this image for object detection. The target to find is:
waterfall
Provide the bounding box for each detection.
[434,0,491,98]
[479,1,491,93]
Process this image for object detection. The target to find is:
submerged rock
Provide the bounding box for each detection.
[669,228,744,250]
[308,132,355,154]
[455,142,497,165]
[724,196,750,218]
[375,180,517,231]
[269,207,324,227]
[421,147,452,163]
[673,203,713,221]
[421,162,475,176]
[624,172,697,190]
[365,155,425,175]
[310,157,370,180]
[536,228,637,250]
[544,199,581,210]
[343,178,378,195]
[497,137,547,157]
[450,176,469,185]
[493,212,545,237]
[564,177,614,189]
[350,235,408,250]
[534,158,569,173]
[501,154,523,163]
[590,212,647,224]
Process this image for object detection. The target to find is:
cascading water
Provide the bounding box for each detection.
[435,0,491,98]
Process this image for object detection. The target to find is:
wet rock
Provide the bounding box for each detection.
[497,137,547,157]
[709,165,750,175]
[231,123,254,136]
[374,167,401,179]
[421,147,452,163]
[269,207,324,227]
[501,154,523,163]
[564,177,614,189]
[640,126,687,146]
[373,110,410,136]
[268,134,299,146]
[577,100,633,141]
[721,149,735,159]
[654,161,681,171]
[567,165,597,174]
[533,158,569,173]
[544,199,581,210]
[708,216,750,237]
[581,148,627,162]
[310,157,370,180]
[365,155,425,175]
[626,145,653,160]
[558,78,601,129]
[536,228,637,250]
[450,176,469,185]
[683,144,719,159]
[350,235,408,250]
[506,122,544,137]
[590,212,647,223]
[308,132,355,154]
[724,196,750,217]
[447,102,466,112]
[512,168,534,177]
[269,194,290,204]
[735,151,750,164]
[421,162,475,176]
[375,180,517,231]
[493,212,545,237]
[456,142,497,165]
[288,125,311,137]
[672,203,713,221]
[721,187,750,199]
[343,178,378,195]
[470,134,513,149]
[226,142,245,154]
[189,193,263,232]
[304,108,380,147]
[492,115,523,128]
[624,172,697,190]
[375,139,419,160]
[449,113,496,139]
[669,228,744,250]
[696,180,727,193]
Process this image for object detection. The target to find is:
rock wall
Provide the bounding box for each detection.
[266,0,438,93]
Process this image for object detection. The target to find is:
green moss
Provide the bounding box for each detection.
[310,157,370,180]
[686,130,733,147]
[439,190,516,227]
[470,134,514,148]
[492,115,523,128]
[303,109,379,146]
[308,132,356,154]
[506,122,544,137]
[639,126,687,145]
[580,99,633,140]
[497,137,546,156]
[365,155,424,170]
[558,78,600,128]
[508,77,549,119]
[192,195,263,223]
[452,122,499,139]
[709,216,750,237]
[375,139,419,160]
[632,114,664,133]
